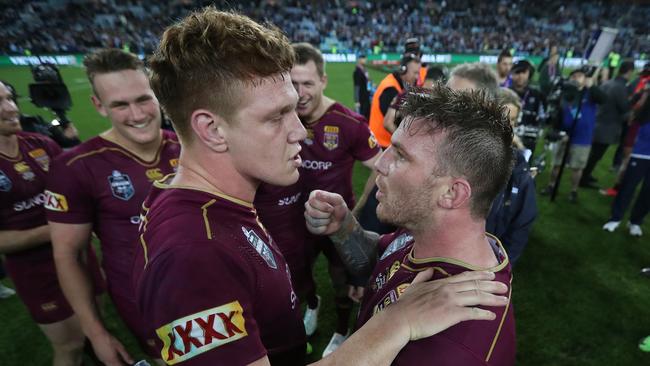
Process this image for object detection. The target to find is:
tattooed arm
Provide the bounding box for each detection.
[305,190,380,278]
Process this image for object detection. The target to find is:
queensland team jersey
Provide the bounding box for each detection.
[1,132,61,232]
[300,102,380,208]
[0,132,103,324]
[255,182,315,299]
[44,130,180,296]
[357,229,516,366]
[132,179,306,365]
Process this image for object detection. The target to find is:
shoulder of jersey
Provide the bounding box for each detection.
[329,102,367,125]
[55,135,106,166]
[17,131,54,144]
[162,129,180,144]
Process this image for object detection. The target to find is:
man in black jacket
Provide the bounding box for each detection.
[580,60,635,188]
[353,54,371,120]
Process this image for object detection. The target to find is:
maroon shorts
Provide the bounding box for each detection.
[5,243,104,324]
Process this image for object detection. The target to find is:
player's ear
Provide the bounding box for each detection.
[190,109,228,153]
[438,178,471,210]
[321,73,328,88]
[90,94,108,117]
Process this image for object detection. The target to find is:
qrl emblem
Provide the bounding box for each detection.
[323,125,339,150]
[108,170,135,201]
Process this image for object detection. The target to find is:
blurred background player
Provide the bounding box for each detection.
[290,42,381,356]
[509,59,546,153]
[541,66,606,203]
[0,80,103,366]
[496,49,514,88]
[352,54,371,120]
[45,49,180,365]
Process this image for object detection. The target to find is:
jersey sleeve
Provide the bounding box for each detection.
[44,154,95,224]
[140,243,267,365]
[350,119,381,162]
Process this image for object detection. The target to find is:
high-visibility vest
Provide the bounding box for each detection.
[417,65,428,87]
[369,73,403,147]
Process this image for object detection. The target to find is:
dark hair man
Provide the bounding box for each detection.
[353,54,371,120]
[509,59,546,152]
[132,8,508,365]
[496,49,514,88]
[305,85,516,365]
[0,80,103,365]
[45,48,181,365]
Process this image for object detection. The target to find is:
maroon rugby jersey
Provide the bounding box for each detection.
[44,130,180,296]
[1,132,61,232]
[133,180,306,365]
[300,102,380,208]
[357,229,516,366]
[254,182,307,260]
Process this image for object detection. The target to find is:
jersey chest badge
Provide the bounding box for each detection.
[108,170,135,201]
[28,148,51,172]
[13,161,35,181]
[241,227,277,269]
[0,170,12,192]
[323,125,339,150]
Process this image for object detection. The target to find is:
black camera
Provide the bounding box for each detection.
[28,63,72,125]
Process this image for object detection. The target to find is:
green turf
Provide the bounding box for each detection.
[1,63,650,365]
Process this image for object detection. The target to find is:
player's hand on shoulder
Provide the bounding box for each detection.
[304,190,349,235]
[391,269,509,341]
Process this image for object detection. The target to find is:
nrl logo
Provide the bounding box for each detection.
[108,170,135,201]
[242,227,277,269]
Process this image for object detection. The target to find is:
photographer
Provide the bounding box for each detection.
[541,66,606,202]
[509,60,547,152]
[580,60,635,188]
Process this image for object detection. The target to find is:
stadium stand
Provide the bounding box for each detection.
[0,0,647,57]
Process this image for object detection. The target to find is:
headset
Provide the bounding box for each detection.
[400,53,419,74]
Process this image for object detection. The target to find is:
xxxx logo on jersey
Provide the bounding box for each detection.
[43,190,69,212]
[156,300,248,364]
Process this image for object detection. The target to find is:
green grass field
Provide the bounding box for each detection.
[1,63,650,365]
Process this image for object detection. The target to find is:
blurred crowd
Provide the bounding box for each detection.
[1,0,648,58]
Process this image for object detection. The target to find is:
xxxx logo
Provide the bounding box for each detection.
[156,300,248,364]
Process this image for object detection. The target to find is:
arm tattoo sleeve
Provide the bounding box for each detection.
[330,211,381,279]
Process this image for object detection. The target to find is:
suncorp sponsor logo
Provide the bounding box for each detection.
[278,192,302,206]
[301,160,332,170]
[14,193,47,212]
